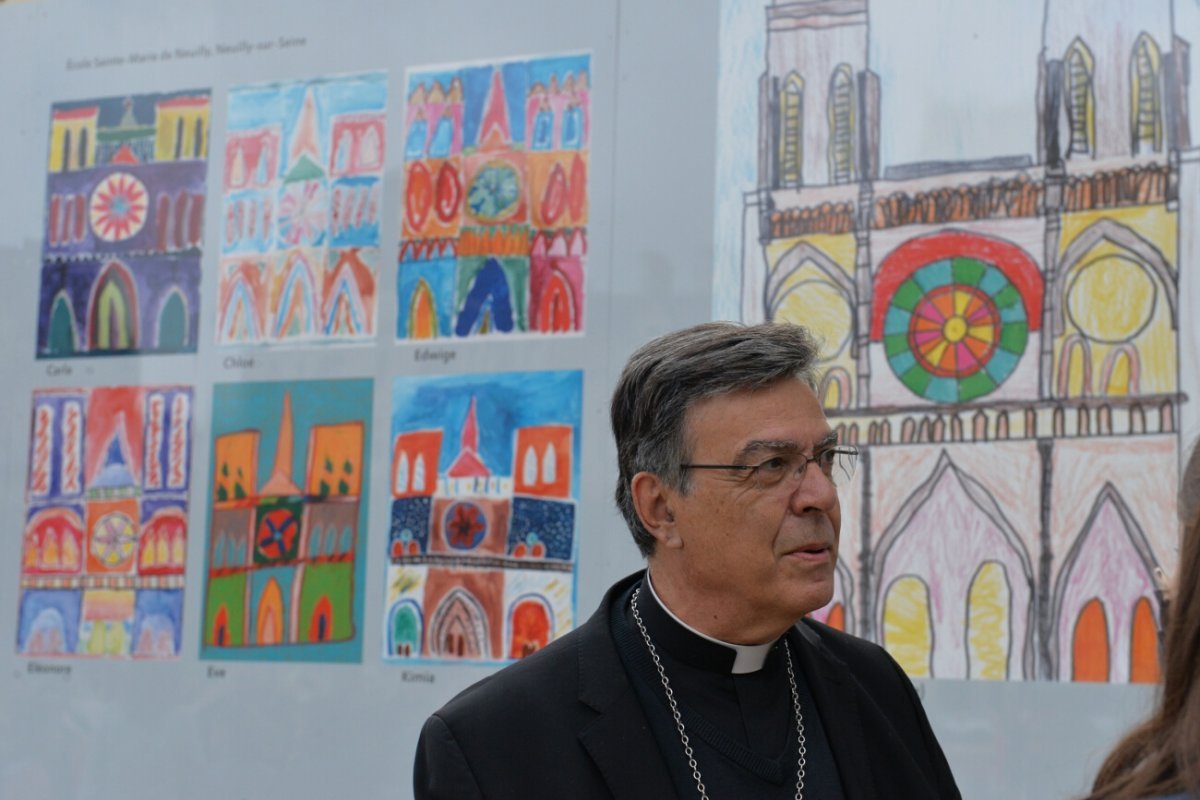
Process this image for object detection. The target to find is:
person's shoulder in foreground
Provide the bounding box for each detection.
[413,322,961,799]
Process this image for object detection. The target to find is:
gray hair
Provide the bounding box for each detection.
[610,322,822,556]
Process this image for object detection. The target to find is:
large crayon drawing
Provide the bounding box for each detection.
[217,73,386,345]
[36,91,210,357]
[715,0,1191,682]
[201,379,371,662]
[397,54,590,340]
[17,386,193,658]
[385,371,581,663]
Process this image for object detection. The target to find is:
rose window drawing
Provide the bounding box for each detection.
[467,162,521,221]
[883,257,1028,403]
[89,172,149,242]
[444,501,488,550]
[90,512,137,568]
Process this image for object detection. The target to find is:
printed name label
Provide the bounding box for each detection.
[46,363,73,377]
[27,661,71,678]
[414,348,456,366]
[402,670,435,684]
[207,666,227,679]
[223,356,255,369]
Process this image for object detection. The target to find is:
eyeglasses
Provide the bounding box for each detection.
[680,446,859,490]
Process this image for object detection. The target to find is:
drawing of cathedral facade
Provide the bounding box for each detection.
[385,372,579,663]
[217,74,386,345]
[397,55,590,340]
[736,0,1192,681]
[17,386,192,658]
[201,383,369,662]
[37,91,210,357]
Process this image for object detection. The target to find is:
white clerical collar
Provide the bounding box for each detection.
[644,571,773,674]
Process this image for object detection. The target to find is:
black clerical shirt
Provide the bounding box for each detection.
[611,575,846,799]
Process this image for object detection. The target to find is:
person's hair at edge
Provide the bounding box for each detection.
[611,321,822,557]
[1085,441,1200,800]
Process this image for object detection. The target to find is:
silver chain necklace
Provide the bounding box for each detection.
[630,587,807,800]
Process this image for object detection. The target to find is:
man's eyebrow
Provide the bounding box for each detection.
[734,432,838,461]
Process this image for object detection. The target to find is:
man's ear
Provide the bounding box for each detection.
[630,471,683,550]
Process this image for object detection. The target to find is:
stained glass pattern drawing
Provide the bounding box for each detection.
[17,386,193,658]
[397,54,590,340]
[36,91,211,357]
[385,371,581,663]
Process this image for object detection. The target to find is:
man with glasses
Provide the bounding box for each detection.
[415,322,961,799]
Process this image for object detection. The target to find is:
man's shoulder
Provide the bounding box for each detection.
[437,619,590,724]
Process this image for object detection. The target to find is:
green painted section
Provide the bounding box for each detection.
[999,322,1028,353]
[891,279,923,311]
[296,562,355,643]
[951,257,985,286]
[204,572,247,647]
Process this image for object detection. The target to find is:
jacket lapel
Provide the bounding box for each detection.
[792,624,876,799]
[575,574,679,800]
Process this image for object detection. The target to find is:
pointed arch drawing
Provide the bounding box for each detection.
[1130,596,1161,683]
[1100,345,1140,396]
[1064,39,1096,157]
[47,291,79,355]
[538,270,575,332]
[966,561,1012,680]
[819,367,852,410]
[1130,33,1163,154]
[322,261,368,336]
[1053,219,1177,336]
[779,72,804,187]
[220,268,263,343]
[1057,334,1092,398]
[156,288,189,350]
[388,599,423,657]
[827,64,856,184]
[765,240,857,339]
[455,259,514,336]
[256,577,285,645]
[274,254,317,338]
[873,451,1035,679]
[409,278,438,339]
[309,595,334,642]
[87,260,139,351]
[429,587,489,658]
[1073,598,1110,681]
[883,575,933,677]
[1050,483,1161,682]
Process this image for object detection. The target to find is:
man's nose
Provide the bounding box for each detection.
[788,462,838,513]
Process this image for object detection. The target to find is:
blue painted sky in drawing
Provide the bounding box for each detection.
[226,73,386,169]
[212,378,373,491]
[406,55,589,149]
[392,370,582,496]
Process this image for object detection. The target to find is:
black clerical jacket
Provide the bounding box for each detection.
[413,572,961,799]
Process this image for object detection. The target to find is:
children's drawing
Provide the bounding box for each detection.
[217,74,386,346]
[36,91,210,357]
[397,54,589,340]
[17,386,193,658]
[716,0,1191,682]
[201,379,371,662]
[385,370,581,663]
